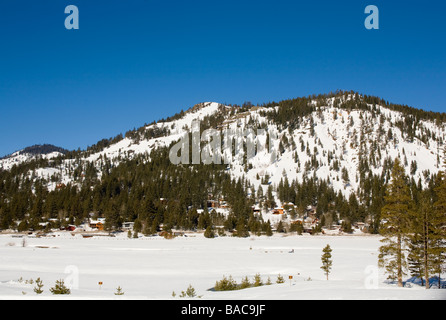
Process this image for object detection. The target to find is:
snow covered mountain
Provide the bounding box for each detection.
[0,144,67,171]
[1,93,445,201]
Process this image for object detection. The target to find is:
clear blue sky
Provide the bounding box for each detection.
[0,0,445,157]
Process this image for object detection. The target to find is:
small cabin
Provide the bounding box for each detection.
[207,200,218,208]
[89,220,104,231]
[122,222,134,230]
[282,202,295,211]
[252,206,262,214]
[291,220,303,226]
[220,201,230,209]
[56,183,66,190]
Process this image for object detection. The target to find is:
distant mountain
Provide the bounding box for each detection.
[1,144,68,159]
[18,144,69,156]
[0,144,68,170]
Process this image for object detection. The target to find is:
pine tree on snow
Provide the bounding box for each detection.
[378,158,414,287]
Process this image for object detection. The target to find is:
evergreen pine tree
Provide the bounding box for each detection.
[33,277,44,295]
[276,220,286,233]
[240,276,251,289]
[253,273,263,287]
[378,158,414,287]
[408,189,445,288]
[321,244,333,280]
[49,279,71,295]
[407,229,426,286]
[235,218,249,237]
[114,286,125,295]
[264,220,273,236]
[204,225,215,238]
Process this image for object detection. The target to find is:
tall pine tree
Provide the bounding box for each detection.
[378,158,414,287]
[321,244,333,280]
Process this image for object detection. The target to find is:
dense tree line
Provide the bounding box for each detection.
[0,144,261,236]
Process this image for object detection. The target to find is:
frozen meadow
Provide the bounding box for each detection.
[0,232,444,300]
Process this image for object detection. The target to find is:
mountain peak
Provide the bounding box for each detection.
[0,144,67,170]
[18,144,69,156]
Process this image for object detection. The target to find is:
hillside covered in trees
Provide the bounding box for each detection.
[0,91,445,241]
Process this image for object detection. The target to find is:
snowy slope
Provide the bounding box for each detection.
[84,102,225,163]
[0,150,64,171]
[0,233,444,300]
[2,96,444,199]
[236,103,444,201]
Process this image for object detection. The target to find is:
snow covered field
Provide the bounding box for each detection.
[0,232,444,300]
